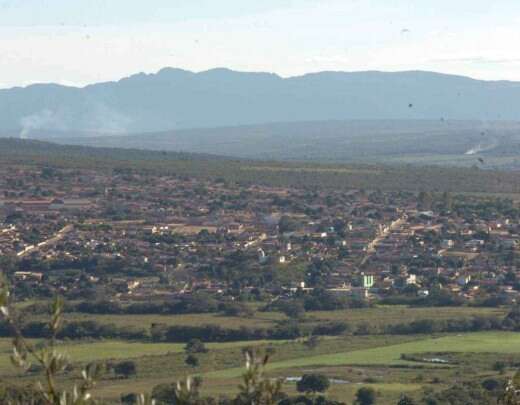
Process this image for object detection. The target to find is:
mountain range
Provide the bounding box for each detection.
[3,68,520,137]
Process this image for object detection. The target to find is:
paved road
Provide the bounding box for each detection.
[360,217,406,266]
[17,224,73,257]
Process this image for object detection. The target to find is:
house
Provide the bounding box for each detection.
[360,273,375,288]
[441,239,454,249]
[14,271,44,282]
[406,274,417,285]
[258,248,267,264]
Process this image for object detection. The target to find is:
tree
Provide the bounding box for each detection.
[235,348,284,405]
[296,374,330,395]
[184,338,208,354]
[355,387,376,405]
[185,354,199,368]
[114,360,137,379]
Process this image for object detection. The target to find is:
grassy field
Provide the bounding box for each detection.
[59,311,283,330]
[92,331,520,403]
[206,331,520,378]
[56,305,506,332]
[89,334,421,402]
[4,330,520,403]
[0,338,285,375]
[4,302,515,404]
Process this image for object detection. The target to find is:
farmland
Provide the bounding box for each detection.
[52,305,506,332]
[208,331,520,378]
[4,303,520,404]
[2,330,515,403]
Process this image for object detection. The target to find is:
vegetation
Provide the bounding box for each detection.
[296,374,330,395]
[113,361,137,379]
[354,387,376,405]
[3,138,520,194]
[3,140,520,404]
[4,284,520,404]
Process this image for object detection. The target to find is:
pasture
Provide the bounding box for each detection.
[56,305,506,331]
[89,331,520,403]
[207,331,520,378]
[4,304,517,404]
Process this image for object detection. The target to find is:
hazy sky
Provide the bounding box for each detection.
[1,0,520,88]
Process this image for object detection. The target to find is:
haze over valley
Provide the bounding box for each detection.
[3,68,520,168]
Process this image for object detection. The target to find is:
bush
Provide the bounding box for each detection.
[221,301,255,317]
[355,387,376,405]
[184,338,208,354]
[151,383,177,405]
[113,361,137,379]
[296,374,330,394]
[185,354,199,368]
[280,300,306,320]
[493,361,507,374]
[120,392,138,404]
[303,288,368,311]
[312,321,350,336]
[481,378,500,391]
[397,395,416,405]
[303,335,320,350]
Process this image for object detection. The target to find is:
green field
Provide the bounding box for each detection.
[5,300,518,403]
[55,305,506,332]
[4,329,520,403]
[89,334,420,401]
[207,332,520,378]
[8,300,515,404]
[0,338,284,375]
[92,331,520,403]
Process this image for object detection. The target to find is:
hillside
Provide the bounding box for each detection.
[2,137,520,195]
[48,119,520,169]
[4,68,520,135]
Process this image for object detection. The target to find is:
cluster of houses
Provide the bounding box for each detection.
[1,166,519,304]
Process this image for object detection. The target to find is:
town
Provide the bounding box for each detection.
[4,1,520,402]
[2,164,519,307]
[2,148,520,404]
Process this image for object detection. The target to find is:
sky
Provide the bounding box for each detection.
[1,0,520,88]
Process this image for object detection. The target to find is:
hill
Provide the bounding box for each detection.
[48,119,520,169]
[2,137,520,195]
[3,68,520,135]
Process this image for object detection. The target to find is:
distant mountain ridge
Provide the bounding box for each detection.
[2,68,520,136]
